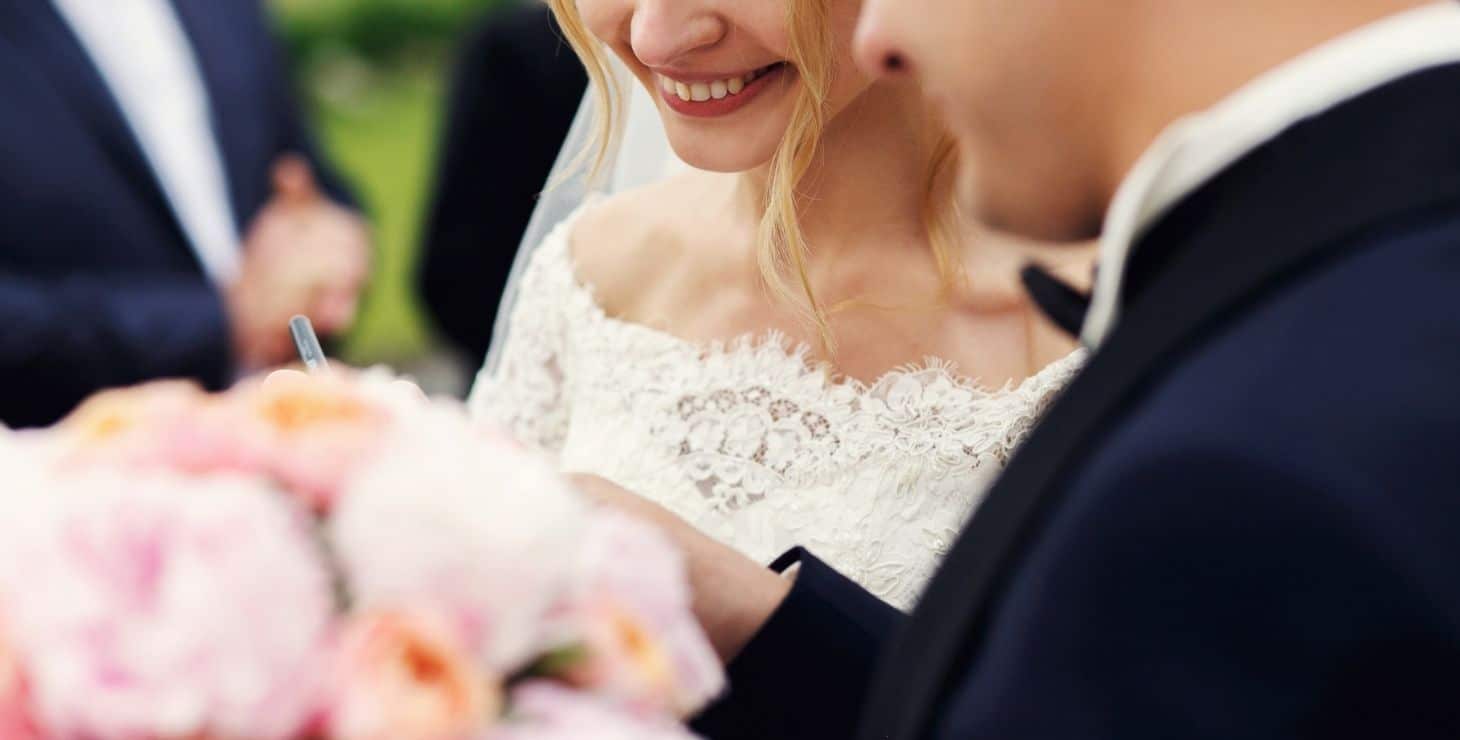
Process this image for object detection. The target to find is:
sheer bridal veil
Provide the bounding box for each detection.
[482,59,686,375]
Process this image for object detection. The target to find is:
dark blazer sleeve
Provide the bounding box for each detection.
[0,273,232,427]
[693,549,905,740]
[419,5,586,363]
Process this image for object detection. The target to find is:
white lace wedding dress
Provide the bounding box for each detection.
[471,206,1085,609]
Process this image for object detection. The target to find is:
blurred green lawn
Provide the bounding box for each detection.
[313,70,441,365]
[270,0,505,366]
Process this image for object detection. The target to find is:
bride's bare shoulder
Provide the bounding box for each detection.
[567,170,730,317]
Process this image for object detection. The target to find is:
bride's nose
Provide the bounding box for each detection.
[629,0,727,68]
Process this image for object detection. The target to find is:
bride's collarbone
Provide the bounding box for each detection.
[565,180,1078,386]
[607,282,1062,392]
[569,177,753,318]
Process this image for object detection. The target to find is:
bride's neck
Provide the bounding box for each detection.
[737,82,939,257]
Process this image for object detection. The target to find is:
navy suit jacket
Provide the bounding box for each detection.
[0,0,351,428]
[695,64,1460,740]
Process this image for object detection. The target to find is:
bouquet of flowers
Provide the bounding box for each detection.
[0,369,723,739]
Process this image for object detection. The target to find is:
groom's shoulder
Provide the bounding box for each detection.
[1095,206,1460,494]
[1042,213,1460,613]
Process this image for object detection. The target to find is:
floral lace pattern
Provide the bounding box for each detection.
[472,209,1085,610]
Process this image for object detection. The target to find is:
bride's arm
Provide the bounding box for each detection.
[573,474,905,740]
[571,474,794,660]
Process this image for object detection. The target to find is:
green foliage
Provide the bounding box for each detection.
[311,71,442,364]
[266,0,515,363]
[271,0,505,69]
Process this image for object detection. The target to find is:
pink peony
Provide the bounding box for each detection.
[329,610,502,740]
[213,369,400,511]
[0,614,40,740]
[330,409,591,672]
[0,427,44,511]
[548,512,724,717]
[0,471,335,740]
[485,682,700,740]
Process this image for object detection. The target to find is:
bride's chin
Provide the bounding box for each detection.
[665,118,797,174]
[663,135,778,175]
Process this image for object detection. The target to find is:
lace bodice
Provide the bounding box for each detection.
[470,208,1085,609]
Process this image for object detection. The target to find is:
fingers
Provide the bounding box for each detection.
[233,164,370,361]
[236,321,297,371]
[271,153,320,207]
[308,288,359,335]
[240,206,370,327]
[389,379,429,402]
[261,368,312,389]
[569,473,629,509]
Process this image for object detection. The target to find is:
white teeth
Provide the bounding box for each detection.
[657,67,774,103]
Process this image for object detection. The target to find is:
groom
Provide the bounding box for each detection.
[578,0,1460,737]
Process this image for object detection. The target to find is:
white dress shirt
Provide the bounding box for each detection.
[1083,2,1460,347]
[51,0,242,284]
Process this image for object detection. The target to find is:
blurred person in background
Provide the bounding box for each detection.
[0,0,370,428]
[419,1,586,368]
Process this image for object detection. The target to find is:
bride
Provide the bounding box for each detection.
[471,0,1092,609]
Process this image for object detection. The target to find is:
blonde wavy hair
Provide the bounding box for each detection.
[549,0,962,352]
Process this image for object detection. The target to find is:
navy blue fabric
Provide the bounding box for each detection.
[693,549,904,740]
[702,63,1460,740]
[932,210,1460,739]
[0,0,352,428]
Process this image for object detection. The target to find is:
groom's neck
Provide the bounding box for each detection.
[1098,0,1435,202]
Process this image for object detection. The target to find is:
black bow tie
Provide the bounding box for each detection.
[1021,265,1093,338]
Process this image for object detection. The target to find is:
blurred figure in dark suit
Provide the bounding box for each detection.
[0,0,370,428]
[420,2,586,366]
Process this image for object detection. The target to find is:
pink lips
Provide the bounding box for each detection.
[658,64,790,118]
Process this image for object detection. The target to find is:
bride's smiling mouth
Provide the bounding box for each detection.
[654,62,791,118]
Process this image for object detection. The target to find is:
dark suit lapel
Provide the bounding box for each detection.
[0,0,190,255]
[862,62,1460,740]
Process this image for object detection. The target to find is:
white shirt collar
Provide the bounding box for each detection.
[1082,2,1460,347]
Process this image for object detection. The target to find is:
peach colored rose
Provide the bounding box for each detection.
[51,380,211,468]
[560,603,677,708]
[222,369,395,510]
[330,610,501,740]
[548,513,724,717]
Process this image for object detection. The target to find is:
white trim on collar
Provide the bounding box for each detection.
[1081,2,1460,347]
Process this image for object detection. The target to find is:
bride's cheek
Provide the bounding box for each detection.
[574,0,627,45]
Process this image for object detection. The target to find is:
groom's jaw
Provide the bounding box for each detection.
[654,63,790,118]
